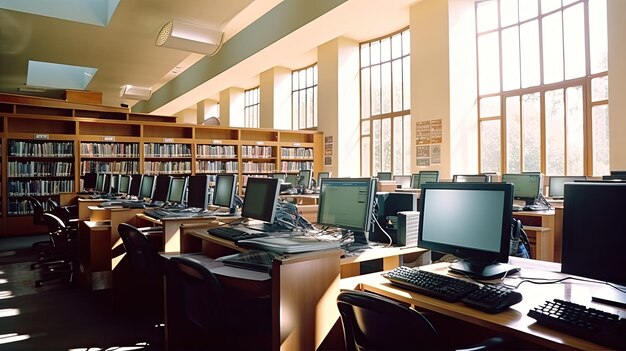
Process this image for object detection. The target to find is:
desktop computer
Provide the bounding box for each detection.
[370,192,417,245]
[396,211,420,246]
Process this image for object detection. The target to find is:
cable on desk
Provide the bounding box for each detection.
[504,275,626,293]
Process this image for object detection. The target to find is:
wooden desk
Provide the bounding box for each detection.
[513,210,556,262]
[279,193,319,205]
[347,257,625,351]
[77,197,106,220]
[135,213,222,252]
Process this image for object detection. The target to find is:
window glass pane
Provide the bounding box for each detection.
[306,88,314,127]
[476,0,499,32]
[542,12,564,84]
[520,20,540,88]
[478,32,501,94]
[391,33,402,59]
[506,96,521,173]
[502,26,521,91]
[591,76,608,102]
[403,57,411,110]
[480,120,501,173]
[403,115,411,175]
[393,116,403,175]
[299,90,306,129]
[313,65,318,84]
[479,96,500,118]
[292,71,298,89]
[381,37,391,62]
[592,104,609,176]
[371,41,381,65]
[519,0,539,21]
[545,89,565,175]
[381,62,392,114]
[373,119,381,173]
[361,68,371,118]
[371,65,381,115]
[500,0,519,27]
[313,86,318,126]
[522,93,541,172]
[566,86,584,175]
[541,0,561,14]
[382,118,392,171]
[392,60,403,112]
[562,0,578,5]
[402,30,410,56]
[292,94,298,129]
[299,70,306,89]
[360,44,370,67]
[361,135,370,176]
[589,0,608,74]
[361,120,370,135]
[306,67,314,86]
[563,3,586,79]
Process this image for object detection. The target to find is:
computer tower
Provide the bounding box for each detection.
[396,211,420,246]
[370,192,417,245]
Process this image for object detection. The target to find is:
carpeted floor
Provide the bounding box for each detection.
[0,235,165,350]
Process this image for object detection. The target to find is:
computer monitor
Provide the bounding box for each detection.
[95,173,105,192]
[101,173,112,194]
[186,175,210,210]
[417,171,439,189]
[139,175,155,199]
[213,174,237,213]
[501,173,541,205]
[285,173,298,185]
[317,172,330,187]
[167,177,188,205]
[376,172,392,181]
[548,176,586,198]
[128,174,142,197]
[561,182,626,307]
[418,182,518,279]
[82,173,97,190]
[453,174,490,183]
[393,175,411,189]
[241,177,281,226]
[118,175,131,194]
[271,173,287,181]
[410,174,420,189]
[297,169,312,189]
[317,178,377,247]
[152,175,172,202]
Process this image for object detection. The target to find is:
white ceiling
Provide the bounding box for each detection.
[0,0,417,114]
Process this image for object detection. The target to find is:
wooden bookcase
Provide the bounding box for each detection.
[0,94,322,236]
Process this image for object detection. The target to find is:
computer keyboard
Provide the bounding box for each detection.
[528,299,626,349]
[208,227,269,242]
[144,208,178,220]
[523,204,551,211]
[383,266,522,313]
[98,201,122,207]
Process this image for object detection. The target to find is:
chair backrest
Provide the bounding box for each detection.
[337,290,442,351]
[27,196,46,225]
[42,213,71,249]
[117,223,163,278]
[166,256,226,333]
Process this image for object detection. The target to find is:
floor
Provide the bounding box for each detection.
[0,235,165,351]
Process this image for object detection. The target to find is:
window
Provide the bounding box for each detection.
[291,64,318,130]
[360,28,411,177]
[476,0,608,176]
[244,87,260,128]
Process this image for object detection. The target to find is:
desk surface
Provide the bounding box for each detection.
[347,257,625,351]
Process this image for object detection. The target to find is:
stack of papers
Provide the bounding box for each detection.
[236,236,340,254]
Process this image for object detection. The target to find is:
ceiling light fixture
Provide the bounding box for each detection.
[156,20,224,56]
[120,85,152,100]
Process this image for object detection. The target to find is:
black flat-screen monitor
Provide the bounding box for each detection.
[453,174,490,183]
[152,175,172,202]
[417,171,439,188]
[95,173,105,192]
[562,182,626,307]
[410,174,420,189]
[548,176,586,198]
[418,182,518,279]
[82,173,97,190]
[241,177,281,225]
[128,174,142,197]
[186,175,210,210]
[317,172,330,188]
[297,169,312,189]
[393,175,411,188]
[118,175,131,194]
[139,175,155,199]
[317,178,377,247]
[213,174,237,213]
[501,173,541,205]
[101,173,112,194]
[376,172,392,181]
[285,173,298,186]
[167,177,187,205]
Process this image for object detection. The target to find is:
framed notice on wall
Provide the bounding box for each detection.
[415,119,442,165]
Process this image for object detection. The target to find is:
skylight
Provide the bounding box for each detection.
[27,61,97,90]
[0,0,120,26]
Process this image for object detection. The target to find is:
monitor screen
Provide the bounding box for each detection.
[297,169,312,189]
[317,172,330,187]
[213,174,237,210]
[548,176,586,198]
[241,177,281,224]
[139,175,155,199]
[128,174,142,197]
[285,173,298,185]
[376,172,392,181]
[186,175,210,210]
[82,173,97,190]
[418,171,439,189]
[453,174,489,183]
[101,173,112,193]
[418,182,517,279]
[393,175,411,188]
[95,173,105,192]
[562,182,626,287]
[410,174,420,189]
[167,177,187,204]
[501,173,541,204]
[152,175,172,202]
[317,178,377,238]
[118,175,131,194]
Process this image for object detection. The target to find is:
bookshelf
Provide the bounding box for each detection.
[0,94,322,236]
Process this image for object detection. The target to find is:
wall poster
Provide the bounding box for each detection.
[415,119,442,165]
[324,136,333,166]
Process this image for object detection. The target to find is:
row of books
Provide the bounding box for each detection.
[241,145,274,158]
[195,161,239,173]
[242,161,276,173]
[144,161,192,174]
[8,141,74,157]
[281,161,314,172]
[80,161,139,174]
[80,142,140,157]
[7,180,74,196]
[144,143,192,157]
[196,145,237,158]
[7,199,55,216]
[7,161,73,177]
[280,147,314,159]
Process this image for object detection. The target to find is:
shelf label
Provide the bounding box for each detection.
[293,143,301,147]
[102,136,115,142]
[256,141,264,145]
[213,140,222,144]
[163,138,174,143]
[34,133,49,140]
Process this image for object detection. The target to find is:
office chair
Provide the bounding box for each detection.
[166,256,271,350]
[46,198,78,227]
[34,213,75,287]
[337,290,504,351]
[118,223,165,280]
[27,196,52,248]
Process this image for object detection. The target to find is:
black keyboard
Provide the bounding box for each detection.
[528,299,626,350]
[208,227,268,242]
[144,209,176,220]
[523,204,550,211]
[384,266,522,313]
[98,201,122,207]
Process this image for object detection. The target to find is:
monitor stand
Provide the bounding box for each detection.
[449,260,520,279]
[345,230,372,252]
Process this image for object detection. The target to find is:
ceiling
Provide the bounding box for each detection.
[0,0,416,115]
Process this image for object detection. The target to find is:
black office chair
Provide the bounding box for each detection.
[118,223,165,279]
[26,196,52,248]
[165,256,271,350]
[34,213,75,287]
[46,198,78,229]
[336,290,504,351]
